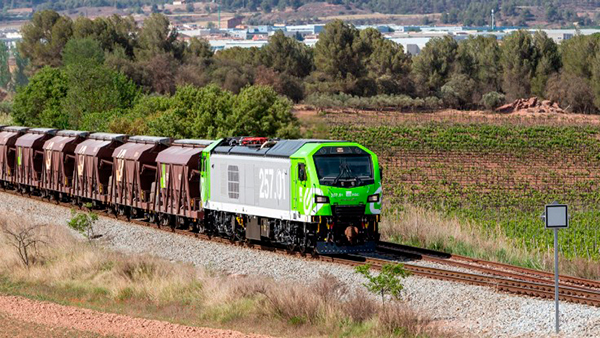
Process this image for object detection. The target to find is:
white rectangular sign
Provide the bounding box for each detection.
[545,204,568,228]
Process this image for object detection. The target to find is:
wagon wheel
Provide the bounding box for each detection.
[147,212,156,224]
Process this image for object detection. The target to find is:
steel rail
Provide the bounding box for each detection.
[377,241,600,289]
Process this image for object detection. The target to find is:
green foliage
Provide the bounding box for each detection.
[13,10,600,118]
[13,64,140,130]
[18,10,73,70]
[481,91,506,110]
[12,67,68,127]
[68,206,99,242]
[229,85,298,138]
[12,49,29,89]
[455,36,501,97]
[62,37,105,66]
[531,31,561,97]
[261,30,313,78]
[135,13,184,61]
[355,264,410,304]
[0,42,10,89]
[110,85,297,139]
[500,30,537,101]
[312,20,368,94]
[412,36,458,96]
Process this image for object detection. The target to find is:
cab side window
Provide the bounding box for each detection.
[298,163,307,181]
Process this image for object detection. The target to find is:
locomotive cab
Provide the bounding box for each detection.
[292,143,382,254]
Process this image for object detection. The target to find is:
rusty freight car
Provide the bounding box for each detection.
[42,130,89,199]
[13,128,57,193]
[0,126,28,187]
[73,133,127,205]
[111,136,171,218]
[153,139,213,229]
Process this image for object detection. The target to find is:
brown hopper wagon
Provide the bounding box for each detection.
[73,133,127,205]
[110,136,171,218]
[153,139,213,228]
[14,128,57,193]
[0,126,29,187]
[42,130,89,199]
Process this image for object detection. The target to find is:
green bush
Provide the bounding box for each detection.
[481,91,506,110]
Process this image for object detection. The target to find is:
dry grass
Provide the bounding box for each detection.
[0,113,11,125]
[381,205,600,280]
[0,214,450,338]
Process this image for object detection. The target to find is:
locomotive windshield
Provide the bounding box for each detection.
[313,148,373,187]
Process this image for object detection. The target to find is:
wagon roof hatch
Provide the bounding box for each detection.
[56,130,89,138]
[75,138,119,156]
[29,128,58,135]
[0,127,29,145]
[43,132,88,151]
[89,133,128,142]
[15,132,54,148]
[172,139,214,147]
[156,145,205,166]
[128,136,171,145]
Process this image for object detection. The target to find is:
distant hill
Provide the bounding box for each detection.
[4,0,600,27]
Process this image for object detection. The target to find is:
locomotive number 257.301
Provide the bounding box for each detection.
[259,168,286,200]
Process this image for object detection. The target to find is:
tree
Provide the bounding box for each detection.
[18,10,73,70]
[412,36,458,96]
[1,221,48,268]
[312,20,369,94]
[261,30,313,78]
[500,30,537,101]
[11,49,29,89]
[61,64,140,129]
[12,66,68,127]
[135,13,184,61]
[355,263,410,305]
[72,15,138,57]
[531,31,561,98]
[62,37,105,67]
[455,36,501,96]
[0,42,10,88]
[546,72,595,113]
[360,28,411,95]
[226,85,300,138]
[184,37,214,62]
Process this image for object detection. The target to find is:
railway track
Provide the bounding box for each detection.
[3,189,600,307]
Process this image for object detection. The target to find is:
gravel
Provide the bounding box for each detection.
[1,191,599,338]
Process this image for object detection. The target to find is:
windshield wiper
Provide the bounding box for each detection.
[333,163,350,186]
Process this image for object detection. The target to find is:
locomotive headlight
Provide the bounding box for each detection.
[315,195,329,203]
[367,194,380,203]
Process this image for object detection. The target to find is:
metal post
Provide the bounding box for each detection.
[554,228,559,334]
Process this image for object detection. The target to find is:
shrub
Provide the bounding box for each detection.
[481,91,506,110]
[67,206,98,242]
[355,263,411,305]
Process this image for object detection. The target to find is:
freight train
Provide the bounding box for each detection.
[0,126,382,254]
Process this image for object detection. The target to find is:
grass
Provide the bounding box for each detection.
[0,216,449,338]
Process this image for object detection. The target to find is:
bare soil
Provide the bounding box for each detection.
[0,294,269,338]
[295,106,600,127]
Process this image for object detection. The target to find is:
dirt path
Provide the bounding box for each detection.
[0,294,270,338]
